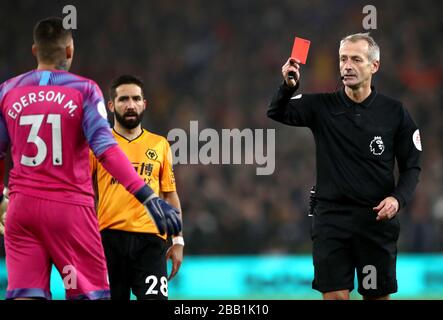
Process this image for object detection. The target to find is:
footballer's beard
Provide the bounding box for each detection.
[115,110,144,130]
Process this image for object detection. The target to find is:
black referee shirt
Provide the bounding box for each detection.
[268,82,422,209]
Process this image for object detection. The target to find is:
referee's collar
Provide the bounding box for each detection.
[339,85,377,108]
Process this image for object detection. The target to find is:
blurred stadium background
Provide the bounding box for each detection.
[1,0,443,299]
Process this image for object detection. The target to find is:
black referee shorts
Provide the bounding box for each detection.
[310,200,400,297]
[101,229,168,300]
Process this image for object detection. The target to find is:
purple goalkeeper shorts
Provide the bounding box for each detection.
[4,193,110,300]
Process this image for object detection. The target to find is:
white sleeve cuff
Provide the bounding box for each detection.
[172,236,185,246]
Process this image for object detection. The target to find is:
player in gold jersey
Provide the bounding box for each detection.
[90,75,184,300]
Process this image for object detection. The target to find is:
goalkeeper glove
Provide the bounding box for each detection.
[135,185,182,236]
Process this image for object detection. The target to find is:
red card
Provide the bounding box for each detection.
[291,37,311,64]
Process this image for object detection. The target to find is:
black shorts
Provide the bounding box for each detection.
[101,229,168,300]
[310,200,400,297]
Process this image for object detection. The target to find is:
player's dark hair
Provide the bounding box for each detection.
[109,75,145,101]
[33,17,72,64]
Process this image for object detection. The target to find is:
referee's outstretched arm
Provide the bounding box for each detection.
[268,57,318,128]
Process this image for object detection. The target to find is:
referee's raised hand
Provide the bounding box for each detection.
[282,57,300,87]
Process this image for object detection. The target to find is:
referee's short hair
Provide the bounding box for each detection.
[340,33,380,62]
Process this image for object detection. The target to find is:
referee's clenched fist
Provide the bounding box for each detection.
[282,58,300,87]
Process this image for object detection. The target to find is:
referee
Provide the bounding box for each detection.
[268,33,421,300]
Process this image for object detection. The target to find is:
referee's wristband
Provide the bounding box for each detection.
[172,236,185,246]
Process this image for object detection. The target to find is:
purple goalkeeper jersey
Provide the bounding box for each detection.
[0,69,117,206]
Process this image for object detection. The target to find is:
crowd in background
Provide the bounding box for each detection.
[1,0,443,255]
